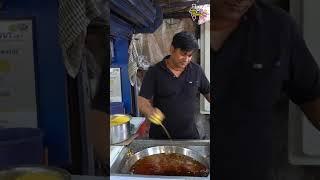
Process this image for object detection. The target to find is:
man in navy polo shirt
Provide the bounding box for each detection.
[213,0,320,179]
[138,31,211,139]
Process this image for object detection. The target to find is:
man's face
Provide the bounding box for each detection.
[170,46,193,69]
[214,0,255,21]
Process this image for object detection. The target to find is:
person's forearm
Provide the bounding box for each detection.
[301,98,320,131]
[138,96,154,117]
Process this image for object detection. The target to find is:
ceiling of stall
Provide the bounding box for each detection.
[154,0,210,18]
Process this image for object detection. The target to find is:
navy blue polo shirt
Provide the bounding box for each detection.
[139,55,210,139]
[213,1,320,179]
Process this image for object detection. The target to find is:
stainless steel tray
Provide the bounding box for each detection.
[110,139,210,179]
[122,145,209,175]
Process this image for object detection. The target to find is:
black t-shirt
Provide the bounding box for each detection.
[213,1,320,179]
[139,56,210,139]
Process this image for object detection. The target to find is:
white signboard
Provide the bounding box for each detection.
[0,19,38,128]
[110,68,122,102]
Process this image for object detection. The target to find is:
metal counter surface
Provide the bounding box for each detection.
[71,175,106,180]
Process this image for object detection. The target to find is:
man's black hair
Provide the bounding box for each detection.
[171,31,199,52]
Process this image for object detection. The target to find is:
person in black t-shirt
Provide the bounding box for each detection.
[138,31,210,139]
[213,0,320,179]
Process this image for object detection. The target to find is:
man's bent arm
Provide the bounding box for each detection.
[138,96,155,117]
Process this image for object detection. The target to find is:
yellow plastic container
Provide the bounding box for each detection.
[110,114,131,126]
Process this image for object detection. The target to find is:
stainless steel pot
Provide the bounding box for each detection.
[110,114,131,144]
[122,146,210,175]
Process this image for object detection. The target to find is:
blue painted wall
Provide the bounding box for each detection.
[110,14,133,114]
[2,0,70,166]
[111,38,132,114]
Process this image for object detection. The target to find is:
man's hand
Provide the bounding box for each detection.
[138,96,165,125]
[147,108,165,125]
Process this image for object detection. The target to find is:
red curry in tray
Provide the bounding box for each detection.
[130,153,209,177]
